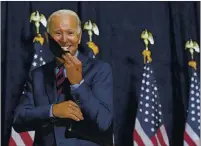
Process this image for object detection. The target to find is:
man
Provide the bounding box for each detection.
[13,9,113,146]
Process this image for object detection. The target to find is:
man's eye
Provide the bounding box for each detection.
[68,32,75,35]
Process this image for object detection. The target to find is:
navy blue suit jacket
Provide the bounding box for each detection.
[13,52,113,146]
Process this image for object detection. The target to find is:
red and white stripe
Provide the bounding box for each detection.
[133,119,169,146]
[9,128,35,146]
[184,123,199,146]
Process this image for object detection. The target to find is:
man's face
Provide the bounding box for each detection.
[49,14,81,58]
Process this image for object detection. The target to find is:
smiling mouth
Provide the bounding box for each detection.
[61,46,71,51]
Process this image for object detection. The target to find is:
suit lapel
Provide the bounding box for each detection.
[43,60,57,104]
[77,52,90,77]
[42,52,90,104]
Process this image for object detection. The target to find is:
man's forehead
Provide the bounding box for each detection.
[51,14,78,29]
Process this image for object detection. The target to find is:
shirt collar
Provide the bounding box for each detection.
[74,50,79,58]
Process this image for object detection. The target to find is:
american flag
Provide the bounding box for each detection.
[133,62,169,146]
[30,42,46,69]
[9,42,46,146]
[184,68,200,146]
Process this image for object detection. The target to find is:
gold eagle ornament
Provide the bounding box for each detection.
[185,40,200,70]
[141,29,154,64]
[84,20,99,55]
[30,11,47,45]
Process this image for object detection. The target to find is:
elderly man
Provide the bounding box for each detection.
[13,9,113,146]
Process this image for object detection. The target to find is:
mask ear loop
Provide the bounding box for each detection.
[44,32,49,43]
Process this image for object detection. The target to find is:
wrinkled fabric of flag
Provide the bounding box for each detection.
[184,68,200,146]
[9,42,47,146]
[133,62,169,146]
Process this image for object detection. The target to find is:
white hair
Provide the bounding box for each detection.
[47,9,81,34]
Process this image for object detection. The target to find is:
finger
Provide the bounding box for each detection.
[68,103,82,114]
[62,54,73,65]
[64,62,71,69]
[68,100,80,108]
[64,62,75,70]
[67,54,82,71]
[68,107,84,120]
[73,58,82,71]
[71,55,81,65]
[68,113,81,121]
[70,109,84,120]
[68,104,82,115]
[69,54,82,67]
[66,53,78,67]
[70,106,83,116]
[67,104,83,117]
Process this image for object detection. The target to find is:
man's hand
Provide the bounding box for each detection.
[62,53,82,85]
[52,100,84,121]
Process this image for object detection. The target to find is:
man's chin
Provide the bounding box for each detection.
[68,49,77,56]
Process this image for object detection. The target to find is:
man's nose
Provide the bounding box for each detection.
[61,33,68,43]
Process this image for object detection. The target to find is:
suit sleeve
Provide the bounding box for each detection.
[13,73,51,132]
[71,62,113,131]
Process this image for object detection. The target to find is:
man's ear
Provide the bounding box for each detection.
[78,31,82,44]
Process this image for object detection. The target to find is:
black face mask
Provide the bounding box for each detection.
[47,33,70,58]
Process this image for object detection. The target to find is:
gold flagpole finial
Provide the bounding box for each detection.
[141,29,154,64]
[83,20,99,55]
[185,39,200,70]
[30,11,47,45]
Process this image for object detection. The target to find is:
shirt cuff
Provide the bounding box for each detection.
[49,104,54,117]
[70,79,84,91]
